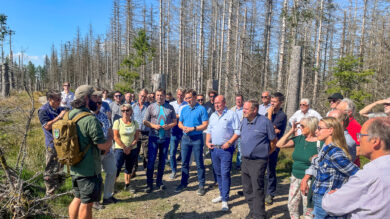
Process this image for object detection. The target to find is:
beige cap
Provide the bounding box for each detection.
[92,90,103,97]
[74,85,95,100]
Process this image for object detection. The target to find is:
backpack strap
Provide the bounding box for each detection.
[71,111,94,157]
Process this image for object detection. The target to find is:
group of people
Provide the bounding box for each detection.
[37,82,390,219]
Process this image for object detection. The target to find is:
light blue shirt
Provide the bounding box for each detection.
[231,105,244,121]
[170,100,188,115]
[258,103,271,116]
[132,102,150,132]
[207,108,241,145]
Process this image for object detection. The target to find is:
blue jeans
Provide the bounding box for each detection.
[147,136,170,187]
[211,146,234,202]
[169,133,183,174]
[313,193,344,219]
[267,148,280,197]
[180,134,205,187]
[235,138,242,168]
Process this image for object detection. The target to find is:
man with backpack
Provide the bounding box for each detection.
[38,90,67,196]
[65,85,113,219]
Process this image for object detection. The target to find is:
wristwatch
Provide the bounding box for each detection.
[194,126,197,131]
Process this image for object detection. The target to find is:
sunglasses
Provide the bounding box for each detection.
[209,96,215,98]
[300,104,308,106]
[121,109,131,113]
[97,102,102,105]
[115,95,122,98]
[261,96,269,98]
[197,99,204,101]
[63,84,70,87]
[329,99,337,103]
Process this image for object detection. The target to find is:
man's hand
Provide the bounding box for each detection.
[267,105,274,116]
[183,126,195,133]
[206,142,214,149]
[377,98,390,105]
[300,178,309,195]
[222,142,230,150]
[275,128,281,134]
[310,154,318,162]
[131,140,137,147]
[162,124,171,131]
[153,124,162,130]
[328,189,337,194]
[58,110,66,119]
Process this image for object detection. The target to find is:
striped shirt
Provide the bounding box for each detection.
[312,143,359,195]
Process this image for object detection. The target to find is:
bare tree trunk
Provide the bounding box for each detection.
[238,8,247,92]
[218,0,227,93]
[159,0,163,75]
[263,0,273,90]
[233,1,240,94]
[359,0,368,68]
[224,0,234,97]
[286,46,302,119]
[277,0,288,91]
[340,10,347,59]
[197,0,205,93]
[1,63,9,97]
[300,25,308,100]
[312,0,324,106]
[178,0,184,87]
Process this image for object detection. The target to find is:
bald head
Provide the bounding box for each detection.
[214,95,226,114]
[328,109,349,129]
[261,91,271,105]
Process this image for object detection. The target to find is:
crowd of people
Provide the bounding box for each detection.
[37,82,390,219]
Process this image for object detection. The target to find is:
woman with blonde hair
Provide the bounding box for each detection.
[277,116,321,219]
[302,117,359,219]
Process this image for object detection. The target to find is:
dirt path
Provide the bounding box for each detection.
[95,158,290,219]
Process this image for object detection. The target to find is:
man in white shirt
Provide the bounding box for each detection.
[258,91,271,116]
[288,98,322,135]
[322,117,390,218]
[61,82,74,109]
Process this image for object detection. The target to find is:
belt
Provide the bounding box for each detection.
[213,145,224,149]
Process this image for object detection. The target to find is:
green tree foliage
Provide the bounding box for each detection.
[115,29,155,93]
[26,61,36,80]
[327,55,374,109]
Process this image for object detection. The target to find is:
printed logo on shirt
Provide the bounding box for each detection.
[54,129,60,139]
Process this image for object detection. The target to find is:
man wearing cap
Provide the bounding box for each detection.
[61,82,75,109]
[326,93,344,116]
[68,85,113,219]
[38,90,67,196]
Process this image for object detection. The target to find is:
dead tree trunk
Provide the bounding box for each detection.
[286,46,302,119]
[312,0,324,106]
[1,63,10,97]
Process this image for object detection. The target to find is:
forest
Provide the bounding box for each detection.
[1,0,390,112]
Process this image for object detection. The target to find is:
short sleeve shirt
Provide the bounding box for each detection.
[109,101,122,123]
[61,91,74,109]
[113,119,139,149]
[69,107,106,177]
[206,108,241,145]
[179,103,209,136]
[240,114,276,159]
[132,102,150,132]
[38,103,65,148]
[143,102,176,138]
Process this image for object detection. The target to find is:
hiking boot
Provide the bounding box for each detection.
[175,184,187,193]
[92,202,105,210]
[265,195,273,205]
[197,186,206,196]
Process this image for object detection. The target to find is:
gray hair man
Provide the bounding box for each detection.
[289,98,322,135]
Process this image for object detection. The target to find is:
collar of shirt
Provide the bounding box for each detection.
[213,107,228,118]
[246,114,260,125]
[188,103,200,110]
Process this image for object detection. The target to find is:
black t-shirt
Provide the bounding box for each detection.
[265,109,287,139]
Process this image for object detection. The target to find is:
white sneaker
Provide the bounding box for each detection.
[212,196,222,203]
[221,201,229,211]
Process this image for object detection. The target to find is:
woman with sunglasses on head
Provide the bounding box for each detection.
[301,117,359,219]
[276,116,321,219]
[113,104,140,193]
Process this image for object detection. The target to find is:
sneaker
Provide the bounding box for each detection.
[169,172,176,180]
[212,196,222,203]
[92,202,105,210]
[221,201,229,211]
[157,184,166,191]
[197,186,205,196]
[175,184,187,193]
[144,186,153,193]
[102,196,117,205]
[265,195,273,205]
[128,185,136,193]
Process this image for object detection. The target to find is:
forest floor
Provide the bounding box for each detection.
[92,157,291,219]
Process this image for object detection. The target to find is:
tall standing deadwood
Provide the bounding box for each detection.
[312,0,324,106]
[277,0,288,91]
[1,63,9,97]
[166,0,171,91]
[178,0,184,87]
[359,0,368,69]
[238,8,247,92]
[233,1,240,94]
[159,0,163,75]
[224,0,234,98]
[340,10,347,59]
[286,46,303,119]
[197,0,205,93]
[263,0,273,90]
[218,0,227,93]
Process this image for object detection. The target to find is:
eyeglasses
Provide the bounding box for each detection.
[261,96,269,98]
[97,102,102,105]
[197,99,204,101]
[115,95,122,98]
[121,109,131,113]
[317,126,329,131]
[357,133,370,141]
[329,99,336,103]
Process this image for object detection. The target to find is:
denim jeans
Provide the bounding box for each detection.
[169,133,183,174]
[267,148,280,197]
[211,146,234,202]
[147,136,170,187]
[180,134,205,187]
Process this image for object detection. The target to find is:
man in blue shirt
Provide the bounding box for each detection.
[231,94,244,170]
[143,88,177,193]
[38,90,66,196]
[258,91,271,116]
[169,88,187,179]
[175,89,209,195]
[264,92,287,205]
[132,89,150,174]
[241,100,276,219]
[206,95,240,211]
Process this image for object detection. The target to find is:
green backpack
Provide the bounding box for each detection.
[52,111,92,166]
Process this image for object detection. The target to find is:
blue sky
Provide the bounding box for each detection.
[1,0,114,66]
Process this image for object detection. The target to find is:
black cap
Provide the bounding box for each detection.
[328,93,344,100]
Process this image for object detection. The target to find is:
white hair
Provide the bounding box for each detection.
[341,98,356,114]
[300,98,310,106]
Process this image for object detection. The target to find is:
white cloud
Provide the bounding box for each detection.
[13,52,45,66]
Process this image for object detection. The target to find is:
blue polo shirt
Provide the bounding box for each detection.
[179,103,208,136]
[38,102,65,149]
[206,108,241,145]
[241,114,276,159]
